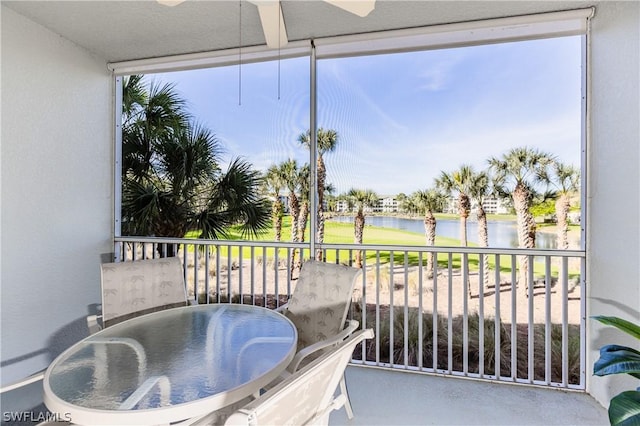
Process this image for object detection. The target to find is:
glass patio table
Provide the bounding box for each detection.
[43,304,297,425]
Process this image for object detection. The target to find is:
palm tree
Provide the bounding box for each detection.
[395,193,410,215]
[436,165,474,246]
[468,170,492,289]
[398,193,420,216]
[293,163,311,273]
[548,162,580,250]
[347,189,378,268]
[324,183,336,213]
[412,189,447,278]
[280,159,301,244]
[263,165,285,242]
[545,161,580,292]
[296,164,311,244]
[488,147,555,291]
[122,75,189,181]
[336,192,352,215]
[297,178,332,243]
[298,128,338,260]
[121,76,270,257]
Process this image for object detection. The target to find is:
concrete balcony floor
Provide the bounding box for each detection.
[330,366,608,426]
[2,365,608,425]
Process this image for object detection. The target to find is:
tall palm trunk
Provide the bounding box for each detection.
[424,211,436,278]
[154,217,185,258]
[513,184,535,293]
[288,193,300,243]
[476,205,490,291]
[316,157,326,260]
[273,200,283,242]
[555,194,571,293]
[555,195,570,250]
[292,201,309,274]
[298,201,309,243]
[458,194,470,247]
[354,210,365,268]
[288,193,300,273]
[317,157,326,207]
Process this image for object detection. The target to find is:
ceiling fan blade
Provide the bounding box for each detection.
[157,0,186,6]
[249,1,289,49]
[324,0,376,17]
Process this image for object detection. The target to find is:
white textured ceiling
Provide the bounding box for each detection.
[3,0,594,63]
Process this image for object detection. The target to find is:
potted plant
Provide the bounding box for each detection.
[593,316,640,426]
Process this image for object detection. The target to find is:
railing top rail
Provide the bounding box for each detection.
[115,236,309,249]
[319,242,585,257]
[115,236,585,257]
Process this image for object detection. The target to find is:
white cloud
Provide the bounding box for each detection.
[417,54,465,92]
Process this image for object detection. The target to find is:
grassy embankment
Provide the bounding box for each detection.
[186,216,580,278]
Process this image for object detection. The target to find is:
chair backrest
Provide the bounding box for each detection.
[100,257,188,327]
[284,260,361,349]
[224,329,374,426]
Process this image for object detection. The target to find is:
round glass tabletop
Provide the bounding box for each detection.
[44,304,297,425]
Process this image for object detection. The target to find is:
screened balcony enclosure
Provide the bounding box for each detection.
[2,1,638,425]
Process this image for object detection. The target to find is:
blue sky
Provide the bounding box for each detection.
[154,35,582,196]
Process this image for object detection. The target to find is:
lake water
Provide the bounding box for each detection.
[329,216,561,249]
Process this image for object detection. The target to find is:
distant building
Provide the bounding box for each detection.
[336,199,349,213]
[480,196,510,214]
[445,196,510,215]
[444,197,457,214]
[377,196,399,213]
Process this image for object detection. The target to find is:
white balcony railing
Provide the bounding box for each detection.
[114,236,586,390]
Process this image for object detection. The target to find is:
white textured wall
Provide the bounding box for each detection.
[586,1,640,407]
[1,5,112,408]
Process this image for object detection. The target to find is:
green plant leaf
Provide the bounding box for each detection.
[594,345,640,379]
[593,316,640,340]
[609,391,640,426]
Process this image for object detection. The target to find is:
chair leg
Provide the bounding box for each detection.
[339,375,354,419]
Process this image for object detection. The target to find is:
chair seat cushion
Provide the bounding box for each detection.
[284,261,360,348]
[101,257,187,325]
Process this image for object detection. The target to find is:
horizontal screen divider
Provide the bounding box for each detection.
[315,8,594,59]
[108,41,311,76]
[108,7,594,75]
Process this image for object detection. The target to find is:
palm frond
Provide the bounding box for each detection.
[199,158,270,239]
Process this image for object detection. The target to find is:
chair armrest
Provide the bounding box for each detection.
[311,393,348,424]
[0,370,46,394]
[86,314,103,335]
[287,320,359,373]
[274,302,289,314]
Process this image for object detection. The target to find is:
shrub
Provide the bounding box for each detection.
[352,304,581,384]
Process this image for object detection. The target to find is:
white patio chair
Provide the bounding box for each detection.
[276,260,362,419]
[223,328,374,426]
[2,258,189,424]
[88,256,191,331]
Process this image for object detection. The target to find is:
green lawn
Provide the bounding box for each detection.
[183,217,577,277]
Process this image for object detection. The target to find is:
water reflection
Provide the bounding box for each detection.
[329,216,572,249]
